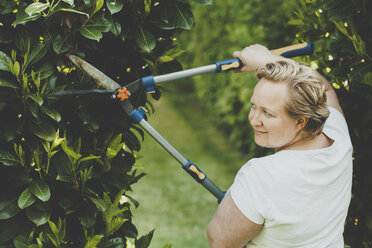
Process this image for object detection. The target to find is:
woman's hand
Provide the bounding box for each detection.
[233,44,282,73]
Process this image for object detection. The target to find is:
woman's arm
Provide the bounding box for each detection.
[321,76,344,115]
[233,44,344,115]
[207,192,262,248]
[233,44,282,72]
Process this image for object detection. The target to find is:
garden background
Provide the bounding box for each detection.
[0,0,371,247]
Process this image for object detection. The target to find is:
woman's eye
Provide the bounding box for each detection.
[263,110,271,117]
[251,103,256,109]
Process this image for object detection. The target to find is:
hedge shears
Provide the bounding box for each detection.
[58,42,314,203]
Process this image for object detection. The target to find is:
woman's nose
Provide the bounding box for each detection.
[249,111,263,126]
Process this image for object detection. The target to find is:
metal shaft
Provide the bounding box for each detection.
[202,177,225,202]
[139,119,189,165]
[154,64,217,84]
[139,119,225,202]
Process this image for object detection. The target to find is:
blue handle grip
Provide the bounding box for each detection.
[216,58,243,72]
[279,42,315,58]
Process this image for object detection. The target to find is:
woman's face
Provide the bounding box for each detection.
[249,78,303,150]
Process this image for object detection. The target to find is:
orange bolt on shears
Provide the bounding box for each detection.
[116,87,131,101]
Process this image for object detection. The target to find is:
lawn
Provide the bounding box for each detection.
[130,85,249,247]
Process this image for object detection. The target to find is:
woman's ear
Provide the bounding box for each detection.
[296,116,308,131]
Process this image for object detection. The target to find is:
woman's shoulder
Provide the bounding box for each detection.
[242,153,292,176]
[323,107,352,145]
[248,152,292,167]
[242,152,313,182]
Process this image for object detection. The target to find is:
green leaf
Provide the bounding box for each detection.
[0,1,17,15]
[12,7,41,27]
[58,197,78,215]
[13,61,20,78]
[106,133,123,160]
[27,94,43,106]
[0,150,20,166]
[18,187,37,209]
[324,0,353,21]
[172,2,194,29]
[56,173,74,183]
[126,195,139,208]
[0,51,11,72]
[80,154,100,163]
[14,235,29,248]
[25,3,49,16]
[85,0,94,7]
[48,220,58,236]
[80,26,103,41]
[88,196,108,212]
[333,21,351,38]
[143,58,156,73]
[78,108,100,133]
[73,138,81,154]
[144,0,151,14]
[26,203,51,226]
[85,235,104,248]
[84,16,112,32]
[53,7,89,17]
[62,0,74,5]
[93,0,104,15]
[110,20,122,36]
[27,103,40,119]
[53,35,68,55]
[30,180,51,202]
[362,72,372,87]
[349,62,372,81]
[98,237,125,247]
[40,106,61,122]
[107,0,124,14]
[61,142,81,161]
[135,230,154,248]
[105,217,127,236]
[123,131,141,151]
[135,27,156,53]
[79,205,97,228]
[150,20,176,30]
[47,233,59,248]
[287,19,304,25]
[36,63,54,80]
[24,43,47,69]
[158,55,174,63]
[30,122,56,142]
[191,0,212,5]
[159,48,186,63]
[0,196,19,219]
[48,219,65,245]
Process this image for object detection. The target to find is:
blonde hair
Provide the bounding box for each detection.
[256,59,330,138]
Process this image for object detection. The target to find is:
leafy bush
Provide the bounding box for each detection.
[0,0,207,247]
[291,0,372,246]
[179,0,299,157]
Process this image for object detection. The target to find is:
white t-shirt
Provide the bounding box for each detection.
[230,107,353,248]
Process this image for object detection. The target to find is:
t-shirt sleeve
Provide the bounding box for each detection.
[323,107,351,145]
[229,160,270,225]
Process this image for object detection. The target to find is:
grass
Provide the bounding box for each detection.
[130,84,248,247]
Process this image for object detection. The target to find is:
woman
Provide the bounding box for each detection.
[207,45,353,248]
